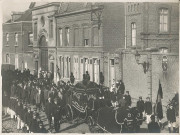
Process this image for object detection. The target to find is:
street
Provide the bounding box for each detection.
[2,105,174,133]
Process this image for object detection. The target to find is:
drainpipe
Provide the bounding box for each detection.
[21,22,24,71]
[125,3,127,49]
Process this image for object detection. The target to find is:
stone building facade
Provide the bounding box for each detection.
[2,4,34,72]
[115,2,179,105]
[32,2,125,85]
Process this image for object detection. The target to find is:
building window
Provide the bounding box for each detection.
[74,57,79,79]
[93,27,99,46]
[6,33,9,44]
[34,22,37,40]
[65,27,70,46]
[67,57,71,78]
[159,47,168,53]
[159,8,168,32]
[128,5,130,12]
[59,28,63,46]
[137,3,139,11]
[83,27,90,46]
[15,54,19,69]
[49,19,53,38]
[131,5,133,12]
[28,33,33,45]
[6,54,10,64]
[134,4,136,11]
[74,28,79,46]
[131,22,136,46]
[15,33,18,45]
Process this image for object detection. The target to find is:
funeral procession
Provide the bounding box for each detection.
[1,1,179,133]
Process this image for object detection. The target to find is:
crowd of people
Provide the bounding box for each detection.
[2,69,72,133]
[2,69,179,133]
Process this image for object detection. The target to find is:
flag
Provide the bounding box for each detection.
[154,80,163,120]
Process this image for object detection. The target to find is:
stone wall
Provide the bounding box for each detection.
[121,51,179,106]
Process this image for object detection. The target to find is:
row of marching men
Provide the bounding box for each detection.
[3,92,46,133]
[3,90,64,133]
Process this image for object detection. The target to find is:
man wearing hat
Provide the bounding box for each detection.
[148,115,160,133]
[15,101,23,130]
[20,104,27,129]
[29,113,40,133]
[52,98,61,132]
[125,91,132,107]
[118,96,127,108]
[45,97,53,131]
[144,97,152,124]
[167,104,176,133]
[24,107,33,132]
[137,96,145,117]
[38,121,47,133]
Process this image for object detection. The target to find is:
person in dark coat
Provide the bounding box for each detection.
[148,115,160,133]
[52,99,61,132]
[167,104,176,133]
[144,97,152,124]
[118,80,125,94]
[125,91,132,107]
[25,107,33,132]
[137,96,145,115]
[15,101,23,129]
[45,97,53,131]
[118,96,127,108]
[70,72,75,85]
[38,121,47,133]
[43,86,49,106]
[2,91,9,116]
[29,114,40,133]
[20,104,27,129]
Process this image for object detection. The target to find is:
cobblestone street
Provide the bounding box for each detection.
[2,105,176,133]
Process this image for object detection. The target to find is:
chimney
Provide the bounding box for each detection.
[29,2,36,9]
[11,12,23,22]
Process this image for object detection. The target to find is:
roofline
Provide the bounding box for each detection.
[32,2,61,11]
[3,21,32,25]
[55,6,103,18]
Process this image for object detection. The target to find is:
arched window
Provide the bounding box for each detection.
[159,8,168,32]
[131,22,136,46]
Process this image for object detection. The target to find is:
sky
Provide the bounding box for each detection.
[0,0,178,23]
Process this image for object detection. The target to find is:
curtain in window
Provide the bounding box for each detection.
[65,28,70,46]
[59,28,63,46]
[160,9,168,32]
[131,23,136,46]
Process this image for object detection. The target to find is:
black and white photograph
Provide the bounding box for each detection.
[1,0,179,133]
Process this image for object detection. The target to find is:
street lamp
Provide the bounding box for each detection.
[135,50,149,74]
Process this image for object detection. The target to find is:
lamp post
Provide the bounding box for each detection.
[135,50,149,74]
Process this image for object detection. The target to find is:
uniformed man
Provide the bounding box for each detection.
[167,104,176,133]
[29,114,40,133]
[52,98,61,132]
[38,121,47,133]
[144,97,152,124]
[125,91,132,107]
[137,96,145,116]
[148,115,160,133]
